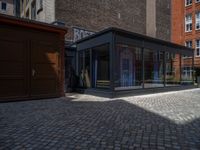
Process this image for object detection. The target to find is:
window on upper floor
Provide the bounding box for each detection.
[185,14,192,32]
[26,9,29,19]
[31,0,36,20]
[184,41,193,58]
[196,12,200,29]
[196,40,200,56]
[37,0,43,13]
[1,2,7,11]
[185,0,192,6]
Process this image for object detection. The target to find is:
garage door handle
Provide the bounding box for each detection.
[32,69,36,77]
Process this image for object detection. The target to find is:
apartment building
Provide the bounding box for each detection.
[172,0,200,80]
[20,0,55,23]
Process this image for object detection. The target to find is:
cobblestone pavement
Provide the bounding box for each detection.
[0,89,200,150]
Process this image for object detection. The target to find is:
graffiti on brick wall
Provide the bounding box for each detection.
[73,27,95,42]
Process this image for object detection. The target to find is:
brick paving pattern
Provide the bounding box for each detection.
[0,89,200,149]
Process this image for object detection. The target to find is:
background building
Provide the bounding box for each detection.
[20,0,55,23]
[18,0,172,91]
[0,0,19,16]
[172,0,200,80]
[19,0,171,43]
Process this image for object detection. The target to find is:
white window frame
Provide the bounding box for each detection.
[196,12,200,30]
[196,39,200,57]
[184,41,193,58]
[185,0,192,6]
[182,67,193,80]
[185,14,192,32]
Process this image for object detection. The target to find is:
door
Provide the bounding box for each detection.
[0,38,29,99]
[31,41,59,98]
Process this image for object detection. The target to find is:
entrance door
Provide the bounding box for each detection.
[31,41,59,98]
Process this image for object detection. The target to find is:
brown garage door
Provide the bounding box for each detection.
[0,38,29,99]
[31,41,59,98]
[0,14,66,101]
[0,39,60,100]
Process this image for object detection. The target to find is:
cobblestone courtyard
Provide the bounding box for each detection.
[0,89,200,150]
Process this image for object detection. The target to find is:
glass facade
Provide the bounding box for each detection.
[76,29,194,92]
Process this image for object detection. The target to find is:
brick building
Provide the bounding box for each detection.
[56,0,171,42]
[172,0,200,80]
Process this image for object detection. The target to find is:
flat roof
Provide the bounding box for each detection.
[76,27,193,52]
[0,14,67,34]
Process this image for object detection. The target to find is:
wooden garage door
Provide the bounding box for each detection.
[0,38,29,99]
[31,41,59,98]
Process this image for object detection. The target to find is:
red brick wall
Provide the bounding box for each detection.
[172,0,200,68]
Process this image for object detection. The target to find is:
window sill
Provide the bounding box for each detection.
[195,2,200,5]
[185,31,192,35]
[185,4,192,7]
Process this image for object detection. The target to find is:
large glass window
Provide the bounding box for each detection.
[92,44,110,89]
[77,50,91,88]
[85,50,91,88]
[115,44,143,90]
[196,12,200,30]
[144,49,164,88]
[196,39,200,56]
[185,14,192,32]
[165,53,181,86]
[181,54,193,84]
[78,51,84,88]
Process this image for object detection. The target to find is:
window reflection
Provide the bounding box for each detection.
[165,53,181,86]
[92,44,110,89]
[144,49,164,88]
[115,44,143,90]
[181,54,193,85]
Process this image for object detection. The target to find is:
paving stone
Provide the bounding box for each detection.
[0,89,200,149]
